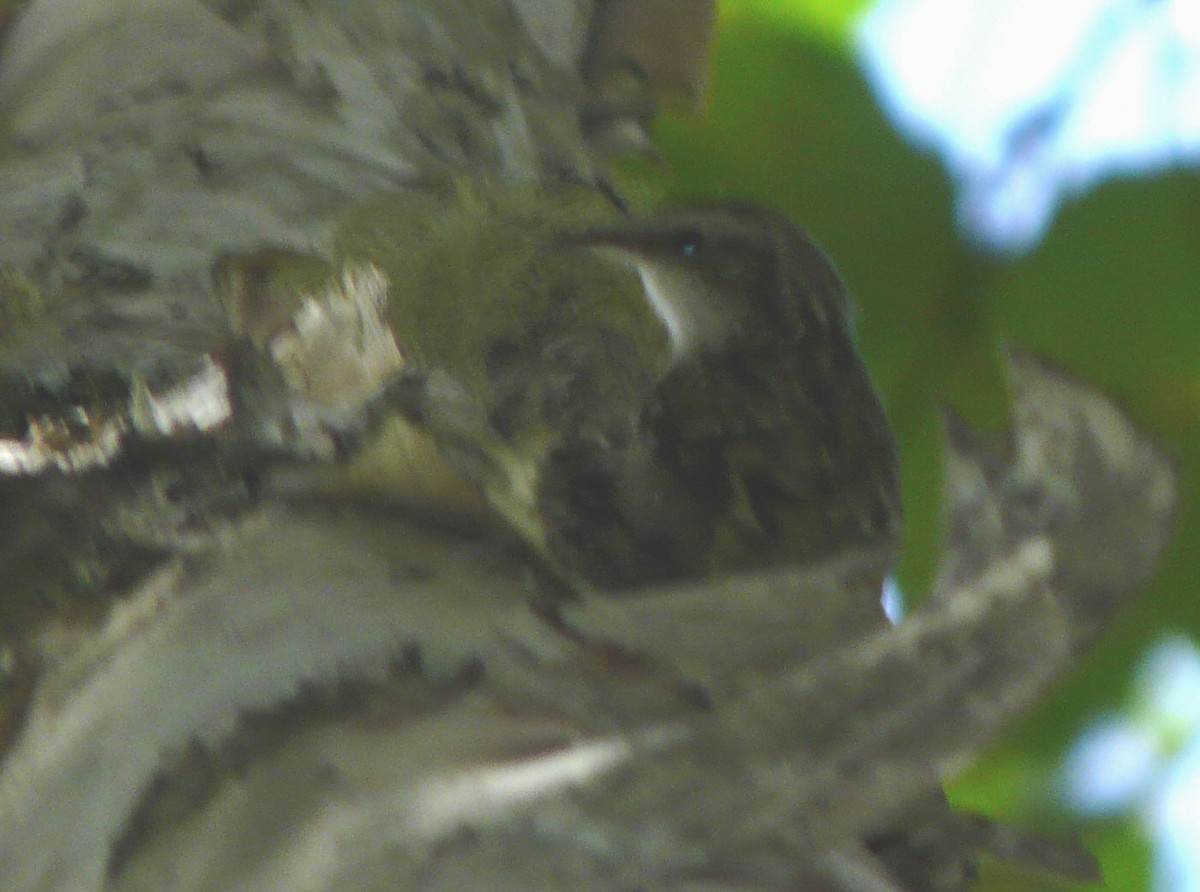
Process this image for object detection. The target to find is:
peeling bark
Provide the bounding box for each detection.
[0,3,1175,891]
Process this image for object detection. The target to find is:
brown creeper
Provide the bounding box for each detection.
[245,186,901,591]
[534,202,902,587]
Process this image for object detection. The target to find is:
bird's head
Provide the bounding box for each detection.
[564,203,851,361]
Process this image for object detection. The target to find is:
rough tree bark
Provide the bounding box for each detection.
[0,2,1177,891]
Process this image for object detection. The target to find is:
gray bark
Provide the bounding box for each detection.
[0,3,1175,891]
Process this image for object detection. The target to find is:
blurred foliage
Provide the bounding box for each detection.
[653,3,1200,889]
[721,0,876,48]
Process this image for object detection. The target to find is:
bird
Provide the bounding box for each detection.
[533,202,903,587]
[310,188,900,591]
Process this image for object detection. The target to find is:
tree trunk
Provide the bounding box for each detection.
[0,2,1174,891]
